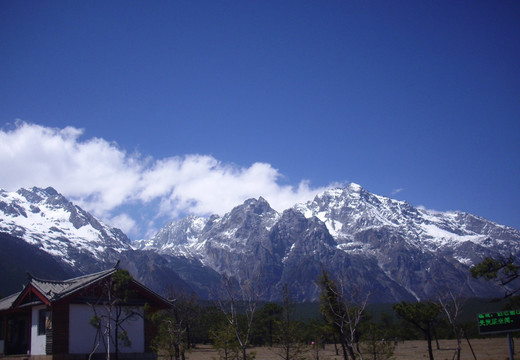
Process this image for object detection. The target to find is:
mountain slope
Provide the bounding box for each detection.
[294,184,518,300]
[0,186,131,273]
[0,187,222,297]
[0,232,74,295]
[1,184,518,302]
[139,183,519,301]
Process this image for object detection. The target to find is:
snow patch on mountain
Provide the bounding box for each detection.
[2,183,519,302]
[0,187,131,266]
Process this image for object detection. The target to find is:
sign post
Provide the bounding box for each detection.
[477,310,520,360]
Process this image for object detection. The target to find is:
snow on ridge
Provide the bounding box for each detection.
[419,222,486,248]
[290,182,510,253]
[192,216,208,231]
[4,184,518,276]
[294,203,313,219]
[222,227,238,239]
[455,256,473,266]
[348,183,362,191]
[0,187,130,263]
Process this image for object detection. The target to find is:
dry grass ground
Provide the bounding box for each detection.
[178,337,517,360]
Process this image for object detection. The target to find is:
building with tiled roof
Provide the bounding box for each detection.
[0,263,171,359]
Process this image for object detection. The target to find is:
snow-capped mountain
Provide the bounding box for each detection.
[1,184,518,302]
[0,186,221,297]
[0,187,131,271]
[295,184,519,262]
[136,183,519,301]
[136,215,208,258]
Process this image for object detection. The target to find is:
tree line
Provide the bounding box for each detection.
[120,255,520,360]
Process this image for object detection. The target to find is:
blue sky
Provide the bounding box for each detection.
[1,1,519,239]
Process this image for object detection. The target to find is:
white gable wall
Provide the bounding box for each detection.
[30,305,46,355]
[69,304,144,354]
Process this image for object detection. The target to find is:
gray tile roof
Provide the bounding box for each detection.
[30,268,116,301]
[0,292,20,311]
[0,263,171,312]
[0,267,116,311]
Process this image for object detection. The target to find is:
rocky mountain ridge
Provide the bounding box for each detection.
[0,186,131,273]
[0,186,220,297]
[136,183,520,301]
[1,184,518,302]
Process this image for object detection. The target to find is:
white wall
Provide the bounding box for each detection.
[69,304,144,354]
[30,305,47,355]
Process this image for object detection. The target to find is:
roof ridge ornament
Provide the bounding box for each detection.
[114,260,120,269]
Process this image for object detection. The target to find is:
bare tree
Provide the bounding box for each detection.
[437,289,477,360]
[88,269,141,360]
[150,288,198,360]
[437,291,464,360]
[319,270,370,360]
[216,276,262,360]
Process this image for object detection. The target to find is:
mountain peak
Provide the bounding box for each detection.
[347,182,363,191]
[239,196,275,216]
[314,183,366,201]
[16,186,64,205]
[0,187,131,270]
[2,183,519,302]
[38,186,59,196]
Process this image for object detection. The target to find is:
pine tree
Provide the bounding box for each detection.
[392,301,440,360]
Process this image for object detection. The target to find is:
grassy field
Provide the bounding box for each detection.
[177,338,517,360]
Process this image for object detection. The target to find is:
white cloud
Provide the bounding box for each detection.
[109,213,138,238]
[0,121,142,214]
[391,188,404,195]
[0,121,330,238]
[152,159,326,218]
[417,205,455,216]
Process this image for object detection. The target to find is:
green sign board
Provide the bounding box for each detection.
[478,310,520,334]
